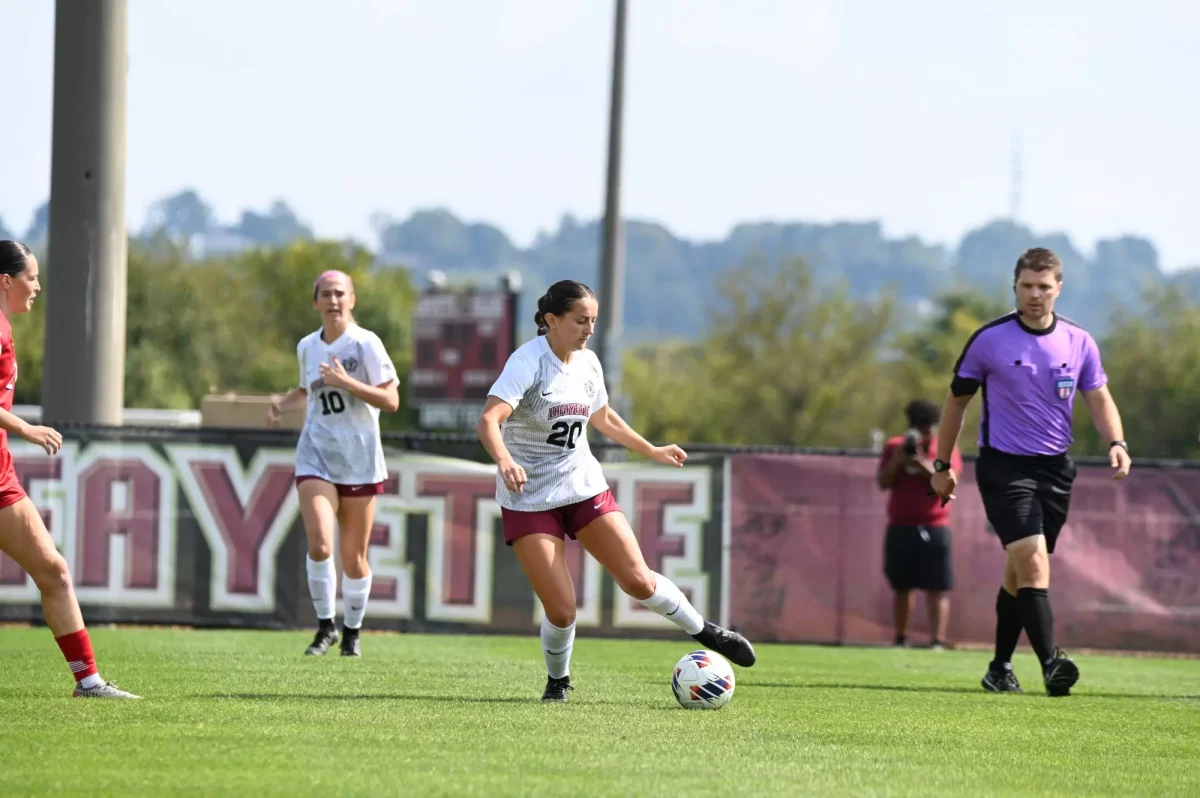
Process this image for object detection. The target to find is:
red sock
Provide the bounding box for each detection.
[55,629,98,683]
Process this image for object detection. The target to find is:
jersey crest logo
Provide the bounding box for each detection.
[1056,378,1074,400]
[584,380,596,398]
[341,357,359,373]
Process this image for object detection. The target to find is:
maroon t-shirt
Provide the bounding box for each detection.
[879,436,962,527]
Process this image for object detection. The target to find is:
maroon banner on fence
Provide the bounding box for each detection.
[1,426,1196,655]
[728,453,1200,654]
[0,427,729,641]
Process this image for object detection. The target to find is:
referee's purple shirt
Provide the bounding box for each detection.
[952,312,1107,456]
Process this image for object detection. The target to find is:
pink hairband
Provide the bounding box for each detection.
[314,270,352,290]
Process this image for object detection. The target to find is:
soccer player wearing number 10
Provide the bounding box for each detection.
[477,280,756,703]
[268,271,400,658]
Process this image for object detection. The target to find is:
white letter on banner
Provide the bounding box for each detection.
[608,465,711,629]
[166,444,299,613]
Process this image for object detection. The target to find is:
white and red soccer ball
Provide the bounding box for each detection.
[672,649,736,710]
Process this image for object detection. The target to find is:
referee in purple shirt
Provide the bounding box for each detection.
[930,247,1132,697]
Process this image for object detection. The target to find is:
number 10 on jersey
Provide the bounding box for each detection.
[319,390,346,415]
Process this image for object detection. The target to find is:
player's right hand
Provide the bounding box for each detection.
[930,469,957,503]
[266,399,283,429]
[498,459,527,493]
[21,424,63,456]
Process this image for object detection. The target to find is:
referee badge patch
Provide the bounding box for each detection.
[1056,377,1075,400]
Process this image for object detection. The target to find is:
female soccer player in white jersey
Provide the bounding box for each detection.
[477,279,756,702]
[267,270,399,657]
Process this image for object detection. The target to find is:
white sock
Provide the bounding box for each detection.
[306,555,336,621]
[639,572,705,635]
[342,573,372,630]
[540,617,575,679]
[79,673,104,689]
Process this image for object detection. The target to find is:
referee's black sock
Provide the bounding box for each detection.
[991,587,1021,668]
[1017,587,1055,667]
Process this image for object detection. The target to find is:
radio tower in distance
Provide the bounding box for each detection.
[1010,130,1023,222]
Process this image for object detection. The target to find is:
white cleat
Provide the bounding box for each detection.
[73,681,142,699]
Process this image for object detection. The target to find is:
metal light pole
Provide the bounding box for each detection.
[594,0,628,439]
[42,0,130,426]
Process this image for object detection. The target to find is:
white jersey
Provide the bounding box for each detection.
[488,335,610,512]
[294,324,397,485]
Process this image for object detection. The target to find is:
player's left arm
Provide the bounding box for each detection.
[1079,334,1130,478]
[590,404,687,467]
[338,376,400,412]
[320,338,400,412]
[589,404,653,456]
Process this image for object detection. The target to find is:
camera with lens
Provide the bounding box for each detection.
[903,428,921,456]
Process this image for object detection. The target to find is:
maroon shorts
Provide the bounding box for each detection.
[501,490,621,546]
[0,459,25,511]
[295,475,385,498]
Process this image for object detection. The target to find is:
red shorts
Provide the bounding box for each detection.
[0,459,25,511]
[0,475,24,506]
[501,490,621,546]
[295,475,385,498]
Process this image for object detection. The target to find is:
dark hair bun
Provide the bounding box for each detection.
[534,281,595,336]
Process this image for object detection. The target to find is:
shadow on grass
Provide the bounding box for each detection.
[740,682,1200,700]
[192,692,634,705]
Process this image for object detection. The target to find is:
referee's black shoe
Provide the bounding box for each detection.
[691,622,757,668]
[981,663,1023,694]
[1043,648,1080,697]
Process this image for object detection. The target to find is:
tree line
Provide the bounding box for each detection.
[621,256,1200,461]
[11,240,1200,458]
[8,188,1197,346]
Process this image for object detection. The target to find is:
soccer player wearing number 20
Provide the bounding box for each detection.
[476,280,756,703]
[268,270,400,658]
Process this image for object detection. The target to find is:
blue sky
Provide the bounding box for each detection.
[2,0,1197,268]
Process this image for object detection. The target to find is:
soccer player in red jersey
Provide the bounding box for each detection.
[0,240,140,699]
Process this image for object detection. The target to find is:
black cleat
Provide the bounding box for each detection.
[981,664,1024,693]
[691,621,757,668]
[340,627,361,657]
[1043,648,1080,697]
[304,622,339,656]
[541,675,573,703]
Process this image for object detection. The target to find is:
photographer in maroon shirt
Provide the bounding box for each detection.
[877,399,961,649]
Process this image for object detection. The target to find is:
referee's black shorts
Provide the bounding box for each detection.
[974,446,1077,553]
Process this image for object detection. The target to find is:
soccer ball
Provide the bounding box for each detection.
[671,649,736,710]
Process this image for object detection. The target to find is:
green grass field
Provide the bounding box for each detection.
[1,628,1198,797]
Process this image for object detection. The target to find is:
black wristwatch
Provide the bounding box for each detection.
[1110,441,1129,453]
[933,459,952,473]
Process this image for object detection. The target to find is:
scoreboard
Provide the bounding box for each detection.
[408,282,520,430]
